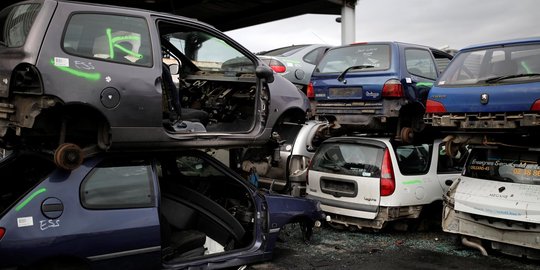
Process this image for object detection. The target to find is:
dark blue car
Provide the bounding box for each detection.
[308,42,453,142]
[425,37,540,131]
[0,149,324,270]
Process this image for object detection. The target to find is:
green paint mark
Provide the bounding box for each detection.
[402,180,422,185]
[106,28,115,59]
[106,28,143,60]
[50,59,101,81]
[16,188,47,211]
[521,61,532,74]
[114,44,143,59]
[416,82,433,88]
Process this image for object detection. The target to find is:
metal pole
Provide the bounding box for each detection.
[341,0,357,45]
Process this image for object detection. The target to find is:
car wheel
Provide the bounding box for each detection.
[400,127,414,143]
[54,143,84,170]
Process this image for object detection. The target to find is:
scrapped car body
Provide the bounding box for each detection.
[0,0,309,169]
[0,149,324,270]
[257,44,331,92]
[242,120,334,197]
[306,137,466,230]
[309,42,453,142]
[442,145,540,259]
[425,37,540,132]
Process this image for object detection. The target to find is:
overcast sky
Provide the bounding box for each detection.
[226,0,539,53]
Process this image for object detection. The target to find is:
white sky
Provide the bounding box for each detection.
[226,0,539,53]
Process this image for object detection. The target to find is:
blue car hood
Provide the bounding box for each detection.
[429,81,540,112]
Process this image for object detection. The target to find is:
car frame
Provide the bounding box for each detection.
[0,0,309,170]
[0,149,324,269]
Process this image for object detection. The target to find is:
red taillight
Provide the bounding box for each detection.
[425,99,447,113]
[531,100,540,111]
[0,227,5,240]
[382,79,404,97]
[380,149,395,196]
[307,82,315,99]
[268,59,286,73]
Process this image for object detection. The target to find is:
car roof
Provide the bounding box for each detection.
[460,36,540,52]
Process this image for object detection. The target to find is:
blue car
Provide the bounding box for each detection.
[308,42,453,142]
[425,37,540,131]
[0,149,324,270]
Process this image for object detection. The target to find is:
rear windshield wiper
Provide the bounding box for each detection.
[484,73,540,84]
[337,65,374,82]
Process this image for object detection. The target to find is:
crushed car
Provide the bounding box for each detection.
[306,136,467,230]
[442,144,540,259]
[308,41,453,143]
[0,0,309,170]
[0,149,324,270]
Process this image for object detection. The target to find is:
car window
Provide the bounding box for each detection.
[464,147,540,185]
[0,3,41,47]
[161,25,254,74]
[395,143,432,175]
[405,49,437,80]
[437,144,468,174]
[0,152,55,214]
[438,43,540,86]
[81,159,154,209]
[315,44,390,74]
[303,47,327,65]
[63,13,152,66]
[310,143,383,177]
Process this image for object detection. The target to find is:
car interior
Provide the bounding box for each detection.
[156,154,256,262]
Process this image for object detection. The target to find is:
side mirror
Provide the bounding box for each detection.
[256,65,274,83]
[168,63,180,75]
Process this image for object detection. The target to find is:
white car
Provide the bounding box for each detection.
[306,136,466,230]
[442,145,540,259]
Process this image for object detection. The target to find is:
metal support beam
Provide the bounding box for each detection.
[341,0,357,45]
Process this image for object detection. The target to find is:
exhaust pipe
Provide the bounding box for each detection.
[461,236,488,256]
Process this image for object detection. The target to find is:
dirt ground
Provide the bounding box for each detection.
[248,223,539,270]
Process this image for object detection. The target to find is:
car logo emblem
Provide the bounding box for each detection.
[480,93,489,104]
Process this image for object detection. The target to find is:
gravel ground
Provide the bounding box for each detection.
[249,223,539,270]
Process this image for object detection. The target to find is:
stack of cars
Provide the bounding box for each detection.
[0,1,325,269]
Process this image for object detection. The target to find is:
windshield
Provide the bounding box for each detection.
[0,3,41,47]
[315,44,390,74]
[437,43,540,86]
[464,147,540,185]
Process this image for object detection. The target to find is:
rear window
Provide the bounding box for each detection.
[310,143,383,178]
[394,143,432,175]
[464,147,540,185]
[315,44,390,74]
[438,43,540,86]
[0,151,55,215]
[0,3,41,47]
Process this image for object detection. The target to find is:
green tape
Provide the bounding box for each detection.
[16,188,46,211]
[50,59,101,81]
[402,180,422,185]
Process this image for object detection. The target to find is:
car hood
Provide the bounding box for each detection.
[454,176,540,224]
[428,81,540,112]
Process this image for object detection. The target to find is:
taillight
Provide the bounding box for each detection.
[11,64,43,94]
[381,79,403,97]
[306,82,315,99]
[268,59,286,73]
[0,227,5,240]
[531,99,540,111]
[425,99,447,113]
[380,149,395,196]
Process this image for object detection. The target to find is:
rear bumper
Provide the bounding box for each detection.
[442,203,540,251]
[425,112,540,129]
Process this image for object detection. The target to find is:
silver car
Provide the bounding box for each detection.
[257,44,331,92]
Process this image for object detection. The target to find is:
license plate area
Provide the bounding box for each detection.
[329,87,362,98]
[320,177,357,198]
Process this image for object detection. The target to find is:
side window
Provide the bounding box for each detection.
[395,143,432,175]
[437,144,469,174]
[405,49,437,80]
[81,159,154,209]
[303,47,327,65]
[63,13,152,66]
[160,22,254,74]
[0,3,41,47]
